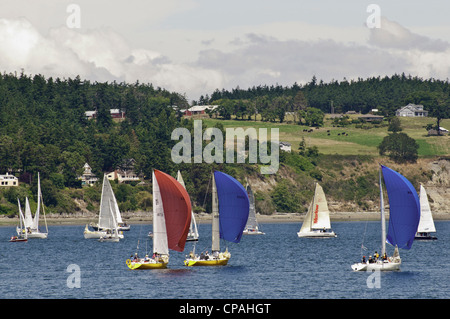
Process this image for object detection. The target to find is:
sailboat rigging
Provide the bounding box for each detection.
[351,165,420,271]
[243,183,265,235]
[177,170,199,241]
[126,169,191,269]
[15,173,48,239]
[84,175,123,241]
[10,198,28,242]
[297,182,336,238]
[184,171,249,266]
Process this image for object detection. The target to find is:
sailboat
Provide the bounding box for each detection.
[16,173,48,239]
[243,183,265,235]
[415,184,437,240]
[177,170,199,241]
[297,182,336,238]
[84,175,123,240]
[126,169,191,269]
[184,171,249,267]
[351,165,420,271]
[10,199,28,242]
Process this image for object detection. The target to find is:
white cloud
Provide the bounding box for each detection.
[0,17,223,97]
[0,13,449,100]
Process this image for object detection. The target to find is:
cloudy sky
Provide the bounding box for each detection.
[1,0,450,100]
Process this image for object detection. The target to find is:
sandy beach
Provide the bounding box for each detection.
[1,211,449,226]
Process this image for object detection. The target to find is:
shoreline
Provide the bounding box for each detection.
[1,211,449,226]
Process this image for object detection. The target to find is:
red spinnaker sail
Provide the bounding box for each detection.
[154,170,192,252]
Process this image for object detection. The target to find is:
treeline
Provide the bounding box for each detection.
[197,74,450,124]
[0,72,262,215]
[0,72,190,188]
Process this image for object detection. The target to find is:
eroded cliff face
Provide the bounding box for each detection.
[425,158,450,214]
[247,157,450,215]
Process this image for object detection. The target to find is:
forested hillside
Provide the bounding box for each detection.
[0,72,448,217]
[200,74,450,125]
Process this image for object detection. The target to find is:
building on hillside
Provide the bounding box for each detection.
[183,105,218,116]
[279,141,292,152]
[79,163,99,186]
[85,109,125,119]
[0,173,18,187]
[395,104,428,117]
[106,169,140,183]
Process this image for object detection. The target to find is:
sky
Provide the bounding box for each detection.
[1,0,450,100]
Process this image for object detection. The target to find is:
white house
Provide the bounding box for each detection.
[0,173,18,187]
[85,109,125,119]
[79,163,99,186]
[396,104,428,117]
[106,169,140,183]
[279,142,292,152]
[183,105,218,116]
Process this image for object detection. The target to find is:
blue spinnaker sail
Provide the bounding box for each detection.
[382,165,420,250]
[214,171,250,243]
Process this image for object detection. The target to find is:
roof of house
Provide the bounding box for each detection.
[186,105,219,112]
[397,103,427,112]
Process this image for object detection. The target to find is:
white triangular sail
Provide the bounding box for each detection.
[245,184,257,229]
[311,183,331,230]
[32,173,41,231]
[24,197,33,229]
[17,198,27,239]
[299,183,331,233]
[152,171,169,255]
[19,173,47,238]
[98,176,117,230]
[177,171,198,240]
[417,184,436,233]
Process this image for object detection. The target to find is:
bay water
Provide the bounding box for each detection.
[0,221,448,299]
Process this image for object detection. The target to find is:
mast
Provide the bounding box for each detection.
[211,173,220,252]
[379,167,386,257]
[310,182,318,230]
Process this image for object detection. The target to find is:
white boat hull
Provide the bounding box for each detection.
[17,227,47,239]
[297,230,336,238]
[415,232,437,240]
[84,230,107,239]
[243,229,265,235]
[27,232,48,239]
[351,260,401,271]
[84,225,123,239]
[98,235,120,242]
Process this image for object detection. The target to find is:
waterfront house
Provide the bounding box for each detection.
[0,173,18,187]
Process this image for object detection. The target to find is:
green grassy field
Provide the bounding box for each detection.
[200,116,450,157]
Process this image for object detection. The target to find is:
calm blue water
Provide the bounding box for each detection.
[0,221,449,299]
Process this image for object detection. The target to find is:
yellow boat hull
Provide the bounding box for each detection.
[184,251,230,267]
[126,258,168,270]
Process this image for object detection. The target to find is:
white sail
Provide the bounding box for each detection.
[24,197,33,229]
[20,173,48,238]
[98,176,117,230]
[32,173,41,230]
[211,173,220,252]
[417,184,436,233]
[17,198,27,239]
[311,183,331,230]
[177,171,198,240]
[111,186,123,225]
[299,200,314,234]
[299,183,331,233]
[152,171,169,255]
[245,184,257,229]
